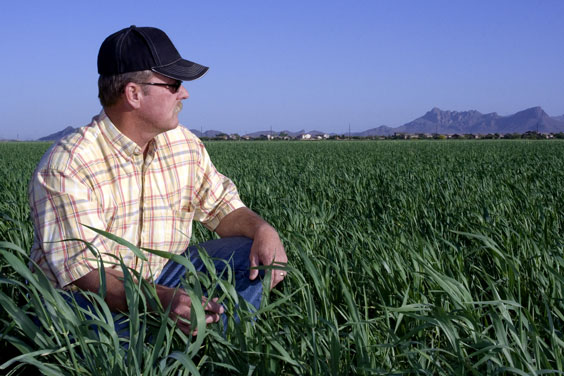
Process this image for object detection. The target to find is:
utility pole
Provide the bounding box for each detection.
[348,123,351,139]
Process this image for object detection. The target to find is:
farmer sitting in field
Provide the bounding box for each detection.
[28,25,287,334]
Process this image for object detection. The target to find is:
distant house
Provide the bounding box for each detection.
[257,134,276,140]
[393,133,408,139]
[300,133,312,140]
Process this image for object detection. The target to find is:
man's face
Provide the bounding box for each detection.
[137,73,189,134]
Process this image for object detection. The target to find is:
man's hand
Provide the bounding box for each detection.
[157,285,224,335]
[215,207,289,290]
[249,224,288,289]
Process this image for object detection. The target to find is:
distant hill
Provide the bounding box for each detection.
[352,125,396,137]
[243,130,277,138]
[37,106,564,140]
[39,126,77,141]
[188,129,225,138]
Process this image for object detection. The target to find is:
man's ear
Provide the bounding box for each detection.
[123,82,143,109]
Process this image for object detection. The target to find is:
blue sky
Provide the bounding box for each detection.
[1,0,563,139]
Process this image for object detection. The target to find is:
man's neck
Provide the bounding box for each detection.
[105,106,154,153]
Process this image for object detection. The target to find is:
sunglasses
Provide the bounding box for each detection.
[137,80,182,93]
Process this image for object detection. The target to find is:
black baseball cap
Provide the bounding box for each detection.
[97,25,208,81]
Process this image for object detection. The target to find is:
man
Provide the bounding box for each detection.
[29,25,287,334]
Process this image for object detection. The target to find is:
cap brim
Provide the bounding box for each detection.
[152,58,209,81]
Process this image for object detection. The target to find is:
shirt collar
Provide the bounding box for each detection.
[96,110,160,158]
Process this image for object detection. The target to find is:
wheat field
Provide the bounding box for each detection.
[1,139,564,375]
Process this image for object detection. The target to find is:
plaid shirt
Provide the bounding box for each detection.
[29,111,244,288]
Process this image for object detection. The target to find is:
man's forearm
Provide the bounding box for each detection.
[72,268,224,334]
[73,268,183,313]
[214,207,273,239]
[72,268,130,312]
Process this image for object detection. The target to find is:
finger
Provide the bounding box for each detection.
[203,298,225,314]
[205,313,221,324]
[270,269,286,289]
[249,252,260,280]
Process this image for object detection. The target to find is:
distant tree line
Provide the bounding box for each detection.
[199,131,564,141]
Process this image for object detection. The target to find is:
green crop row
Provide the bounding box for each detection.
[1,140,564,375]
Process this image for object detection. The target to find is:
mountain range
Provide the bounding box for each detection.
[352,106,564,137]
[36,106,564,141]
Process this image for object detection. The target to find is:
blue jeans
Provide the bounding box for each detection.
[69,236,262,335]
[156,236,263,309]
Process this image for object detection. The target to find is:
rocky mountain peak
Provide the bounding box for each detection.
[421,107,483,125]
[515,106,548,118]
[422,107,444,121]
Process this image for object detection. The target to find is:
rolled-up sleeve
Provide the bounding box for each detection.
[192,142,245,231]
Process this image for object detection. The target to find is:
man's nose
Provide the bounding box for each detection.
[178,85,189,100]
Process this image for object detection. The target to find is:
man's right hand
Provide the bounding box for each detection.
[156,285,224,335]
[74,269,224,335]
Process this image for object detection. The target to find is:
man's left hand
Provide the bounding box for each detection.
[215,207,288,290]
[249,224,288,289]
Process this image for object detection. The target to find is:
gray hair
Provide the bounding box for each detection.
[98,70,154,107]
